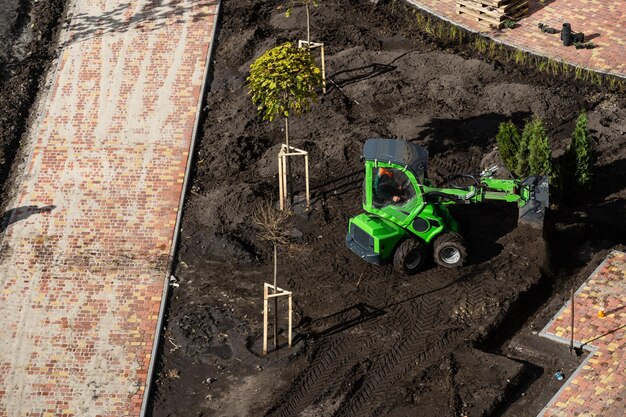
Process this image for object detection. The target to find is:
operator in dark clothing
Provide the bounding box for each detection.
[373,168,409,207]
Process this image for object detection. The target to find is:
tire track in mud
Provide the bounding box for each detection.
[451,279,495,326]
[268,261,501,416]
[338,328,462,417]
[267,336,370,417]
[268,279,467,416]
[334,280,486,416]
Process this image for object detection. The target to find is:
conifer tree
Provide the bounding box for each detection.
[496,121,520,173]
[570,110,593,189]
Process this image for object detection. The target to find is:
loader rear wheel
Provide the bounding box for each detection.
[393,239,427,274]
[433,232,467,268]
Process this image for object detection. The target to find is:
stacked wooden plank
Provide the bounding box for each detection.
[456,0,528,29]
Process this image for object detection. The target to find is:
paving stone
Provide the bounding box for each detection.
[539,251,626,417]
[0,1,217,416]
[407,0,626,77]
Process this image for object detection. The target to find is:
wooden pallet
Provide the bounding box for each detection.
[456,10,502,29]
[456,0,528,14]
[456,0,528,28]
[455,10,528,29]
[468,0,514,7]
[457,0,527,18]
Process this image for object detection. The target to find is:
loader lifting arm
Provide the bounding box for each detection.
[422,166,541,208]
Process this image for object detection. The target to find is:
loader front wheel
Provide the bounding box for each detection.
[393,239,427,274]
[433,232,467,268]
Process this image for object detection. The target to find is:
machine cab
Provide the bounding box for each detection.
[362,138,429,225]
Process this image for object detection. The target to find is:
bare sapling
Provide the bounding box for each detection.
[252,201,293,349]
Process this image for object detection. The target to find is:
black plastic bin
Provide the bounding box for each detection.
[561,23,572,46]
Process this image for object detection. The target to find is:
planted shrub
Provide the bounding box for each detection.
[570,110,593,188]
[516,124,530,177]
[247,42,322,205]
[247,42,323,146]
[496,121,521,173]
[516,117,552,178]
[527,118,552,176]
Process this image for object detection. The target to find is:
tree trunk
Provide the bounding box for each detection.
[273,242,278,349]
[285,117,289,149]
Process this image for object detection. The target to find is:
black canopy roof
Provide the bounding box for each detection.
[363,138,429,177]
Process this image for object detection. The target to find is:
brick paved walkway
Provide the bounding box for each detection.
[0,1,218,416]
[538,250,626,417]
[406,0,626,77]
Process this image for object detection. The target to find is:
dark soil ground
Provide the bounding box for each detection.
[141,1,626,416]
[0,0,65,209]
[0,0,621,416]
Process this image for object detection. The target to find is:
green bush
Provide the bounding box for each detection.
[247,42,322,124]
[527,118,552,176]
[516,117,552,178]
[570,110,593,188]
[516,123,530,177]
[496,121,520,173]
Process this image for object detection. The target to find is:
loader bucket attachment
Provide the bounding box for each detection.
[518,176,549,229]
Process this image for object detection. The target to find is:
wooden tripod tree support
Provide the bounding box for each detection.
[278,144,310,211]
[298,40,326,94]
[263,282,293,355]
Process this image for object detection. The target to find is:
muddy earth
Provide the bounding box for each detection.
[0,0,622,416]
[0,0,65,209]
[142,1,626,416]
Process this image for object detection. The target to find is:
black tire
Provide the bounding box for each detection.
[433,232,467,268]
[393,239,427,274]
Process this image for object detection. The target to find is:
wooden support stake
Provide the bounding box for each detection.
[263,284,269,355]
[278,153,285,211]
[304,153,310,208]
[288,293,293,348]
[298,40,326,94]
[277,145,310,210]
[277,146,289,211]
[320,44,326,94]
[273,244,278,349]
[262,283,293,354]
[282,150,288,208]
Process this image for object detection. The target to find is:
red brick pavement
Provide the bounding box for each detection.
[406,0,626,77]
[539,250,626,417]
[0,1,218,416]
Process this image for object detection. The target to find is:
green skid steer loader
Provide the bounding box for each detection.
[346,138,549,274]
